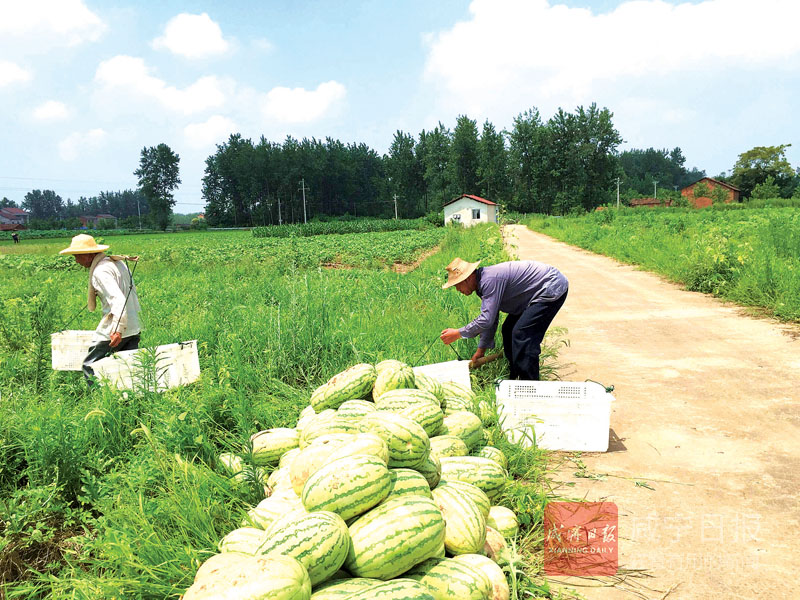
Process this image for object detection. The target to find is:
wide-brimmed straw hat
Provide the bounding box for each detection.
[58,234,109,255]
[442,257,481,289]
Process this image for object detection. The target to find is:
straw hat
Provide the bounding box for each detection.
[58,234,109,255]
[442,257,481,289]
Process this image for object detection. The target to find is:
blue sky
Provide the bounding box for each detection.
[1,0,798,213]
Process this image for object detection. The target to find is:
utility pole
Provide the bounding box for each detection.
[277,192,282,225]
[616,177,620,209]
[299,178,308,223]
[653,180,658,199]
[393,194,398,220]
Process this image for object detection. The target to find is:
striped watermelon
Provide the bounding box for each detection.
[298,408,336,437]
[376,388,440,409]
[219,453,268,488]
[311,363,378,412]
[442,395,475,416]
[336,399,377,419]
[452,554,510,600]
[487,506,519,539]
[431,483,487,555]
[193,552,246,583]
[251,428,300,466]
[279,447,302,469]
[476,400,495,425]
[267,465,294,493]
[397,402,444,438]
[290,440,350,494]
[345,495,446,579]
[383,468,433,501]
[372,365,416,401]
[309,577,382,599]
[185,554,311,600]
[441,381,477,404]
[300,417,361,448]
[243,496,304,530]
[472,446,507,470]
[429,435,469,458]
[413,371,444,403]
[439,412,483,450]
[358,412,430,469]
[342,579,436,600]
[325,432,389,465]
[375,359,408,374]
[301,455,392,520]
[258,510,350,586]
[406,557,492,600]
[439,457,507,501]
[415,452,441,489]
[482,527,511,566]
[218,527,268,555]
[297,405,317,431]
[437,479,490,520]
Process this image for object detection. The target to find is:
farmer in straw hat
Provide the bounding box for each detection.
[59,234,141,385]
[440,258,568,380]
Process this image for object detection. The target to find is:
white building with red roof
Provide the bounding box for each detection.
[443,194,498,227]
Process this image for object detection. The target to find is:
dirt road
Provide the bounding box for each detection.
[504,225,800,600]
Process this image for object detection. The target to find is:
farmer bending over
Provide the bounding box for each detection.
[440,258,568,380]
[59,234,141,385]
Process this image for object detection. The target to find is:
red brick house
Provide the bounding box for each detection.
[681,177,741,208]
[0,206,30,226]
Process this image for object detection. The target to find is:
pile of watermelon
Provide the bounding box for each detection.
[185,361,522,600]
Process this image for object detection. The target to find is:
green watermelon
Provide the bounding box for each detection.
[487,506,519,539]
[311,363,378,412]
[413,371,444,403]
[482,526,511,566]
[301,455,392,521]
[309,577,382,599]
[358,412,430,469]
[336,399,377,419]
[343,579,436,600]
[372,365,416,401]
[251,428,300,466]
[431,483,487,555]
[218,527,268,555]
[376,388,440,409]
[406,557,492,600]
[258,510,350,586]
[429,435,469,459]
[383,468,433,501]
[437,480,490,520]
[375,359,408,374]
[415,452,441,489]
[452,554,510,600]
[438,412,483,450]
[345,496,446,580]
[185,554,311,600]
[438,456,507,501]
[472,446,507,470]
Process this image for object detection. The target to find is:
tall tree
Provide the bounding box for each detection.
[22,189,64,219]
[507,108,544,212]
[135,143,181,230]
[449,115,479,194]
[477,119,509,201]
[730,144,794,198]
[423,123,452,208]
[1,197,17,208]
[387,130,423,216]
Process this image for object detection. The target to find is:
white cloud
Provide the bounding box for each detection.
[251,38,274,53]
[59,128,107,161]
[424,0,800,114]
[0,60,31,86]
[0,0,105,46]
[33,100,69,121]
[262,81,346,124]
[152,13,230,59]
[94,55,226,115]
[184,115,237,148]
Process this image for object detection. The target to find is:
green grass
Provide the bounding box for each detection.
[525,206,800,321]
[0,225,568,599]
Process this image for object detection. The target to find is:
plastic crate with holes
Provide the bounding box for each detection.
[51,330,96,371]
[495,380,615,451]
[92,340,201,391]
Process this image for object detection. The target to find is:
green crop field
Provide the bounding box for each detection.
[0,226,567,599]
[525,206,800,322]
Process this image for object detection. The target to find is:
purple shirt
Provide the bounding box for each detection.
[458,261,568,349]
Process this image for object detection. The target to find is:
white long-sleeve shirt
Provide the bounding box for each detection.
[90,257,141,342]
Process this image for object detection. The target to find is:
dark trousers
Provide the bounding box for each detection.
[83,334,140,386]
[501,291,567,380]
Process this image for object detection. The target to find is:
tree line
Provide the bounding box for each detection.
[5,107,799,230]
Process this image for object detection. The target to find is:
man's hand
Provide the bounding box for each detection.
[470,347,486,364]
[109,332,122,348]
[440,328,462,345]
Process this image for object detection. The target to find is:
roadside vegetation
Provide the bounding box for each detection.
[525,204,800,322]
[0,225,567,599]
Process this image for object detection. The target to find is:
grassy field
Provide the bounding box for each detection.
[0,226,568,599]
[525,206,800,322]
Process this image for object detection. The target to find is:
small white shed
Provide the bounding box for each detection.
[443,194,498,227]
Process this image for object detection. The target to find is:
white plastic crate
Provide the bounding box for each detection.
[413,360,471,390]
[92,340,201,391]
[495,380,615,452]
[51,330,96,371]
